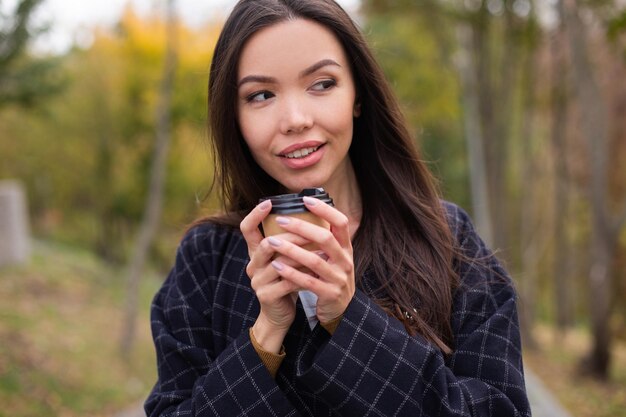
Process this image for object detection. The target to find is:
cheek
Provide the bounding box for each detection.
[323,101,355,137]
[238,112,269,155]
[330,90,356,121]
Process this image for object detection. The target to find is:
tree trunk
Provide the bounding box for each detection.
[92,87,120,263]
[559,0,622,379]
[587,230,614,376]
[472,14,502,250]
[549,22,573,334]
[120,0,178,358]
[489,10,519,255]
[469,6,522,256]
[517,6,540,350]
[455,24,494,247]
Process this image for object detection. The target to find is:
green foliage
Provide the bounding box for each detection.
[0,0,64,107]
[0,8,220,263]
[583,0,626,58]
[607,9,626,41]
[0,0,42,65]
[365,11,469,207]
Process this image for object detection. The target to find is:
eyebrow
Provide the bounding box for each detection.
[237,59,342,88]
[299,58,341,78]
[237,75,277,88]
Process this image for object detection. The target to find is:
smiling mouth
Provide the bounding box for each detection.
[281,144,323,159]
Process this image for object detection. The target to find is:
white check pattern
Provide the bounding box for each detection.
[145,202,531,416]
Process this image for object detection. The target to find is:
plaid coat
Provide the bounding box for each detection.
[145,203,531,416]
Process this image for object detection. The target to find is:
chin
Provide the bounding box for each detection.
[278,177,327,194]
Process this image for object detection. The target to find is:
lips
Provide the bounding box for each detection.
[278,141,326,169]
[278,141,325,158]
[283,145,321,159]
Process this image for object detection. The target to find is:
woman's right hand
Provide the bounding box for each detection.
[240,199,307,353]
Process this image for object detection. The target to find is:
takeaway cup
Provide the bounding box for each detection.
[260,188,333,251]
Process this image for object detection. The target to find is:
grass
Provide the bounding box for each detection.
[524,324,626,417]
[0,240,163,417]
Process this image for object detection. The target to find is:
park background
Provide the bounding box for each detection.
[1,0,625,415]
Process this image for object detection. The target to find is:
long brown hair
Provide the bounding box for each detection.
[205,0,458,353]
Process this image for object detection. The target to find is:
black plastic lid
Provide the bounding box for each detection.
[260,188,333,214]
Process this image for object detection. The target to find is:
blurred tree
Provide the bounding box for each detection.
[453,1,541,258]
[84,7,217,258]
[362,3,468,210]
[455,22,493,246]
[559,0,626,380]
[548,11,575,335]
[120,0,178,358]
[516,0,543,350]
[0,4,219,263]
[362,0,543,346]
[364,0,541,255]
[0,0,63,107]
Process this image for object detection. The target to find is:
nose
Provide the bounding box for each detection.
[279,96,313,134]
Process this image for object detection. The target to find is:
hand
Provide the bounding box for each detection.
[266,196,355,324]
[240,200,309,352]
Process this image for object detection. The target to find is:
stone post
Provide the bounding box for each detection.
[0,180,31,266]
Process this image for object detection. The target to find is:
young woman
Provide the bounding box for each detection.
[145,1,531,416]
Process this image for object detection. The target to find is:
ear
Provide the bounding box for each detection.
[353,101,361,118]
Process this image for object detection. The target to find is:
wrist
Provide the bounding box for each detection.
[252,314,288,354]
[320,314,343,335]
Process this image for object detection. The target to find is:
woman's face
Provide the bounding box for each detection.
[236,18,359,194]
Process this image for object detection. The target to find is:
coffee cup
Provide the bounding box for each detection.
[260,188,333,251]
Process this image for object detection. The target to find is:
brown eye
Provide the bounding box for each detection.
[246,90,275,103]
[311,79,336,92]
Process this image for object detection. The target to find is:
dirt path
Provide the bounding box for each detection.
[526,368,573,417]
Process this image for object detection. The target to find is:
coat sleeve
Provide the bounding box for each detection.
[293,205,532,417]
[144,226,302,417]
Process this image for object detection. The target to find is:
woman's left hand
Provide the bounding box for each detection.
[268,196,355,324]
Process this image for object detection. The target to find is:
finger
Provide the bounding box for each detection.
[249,264,279,291]
[270,259,336,298]
[272,257,354,323]
[253,229,308,254]
[246,234,281,279]
[246,233,308,279]
[240,199,272,252]
[249,249,306,291]
[250,262,295,292]
[271,216,347,262]
[271,231,312,248]
[255,276,299,301]
[302,196,352,248]
[267,236,337,281]
[254,232,311,265]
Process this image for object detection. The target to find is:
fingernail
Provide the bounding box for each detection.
[271,260,284,271]
[276,216,290,225]
[302,196,317,206]
[268,236,282,247]
[258,200,271,210]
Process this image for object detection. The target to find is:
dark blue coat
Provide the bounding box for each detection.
[145,203,531,416]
